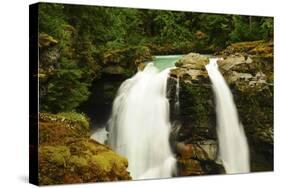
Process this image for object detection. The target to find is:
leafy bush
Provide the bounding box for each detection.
[41,58,90,112]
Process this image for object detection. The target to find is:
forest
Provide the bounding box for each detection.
[38,3,273,112]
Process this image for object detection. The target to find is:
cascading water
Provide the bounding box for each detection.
[108,62,176,179]
[91,128,107,144]
[206,58,250,173]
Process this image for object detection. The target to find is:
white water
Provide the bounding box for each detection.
[91,128,108,144]
[206,58,250,173]
[108,63,176,179]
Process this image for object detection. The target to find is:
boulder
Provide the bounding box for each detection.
[170,53,210,84]
[175,53,209,69]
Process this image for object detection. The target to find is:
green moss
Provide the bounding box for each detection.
[69,155,88,167]
[39,114,131,185]
[40,146,71,167]
[90,155,112,173]
[180,82,214,126]
[56,112,89,130]
[222,40,273,58]
[39,139,131,185]
[39,112,90,145]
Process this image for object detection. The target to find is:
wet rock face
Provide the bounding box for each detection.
[167,45,273,175]
[167,53,223,176]
[217,54,273,93]
[217,51,273,172]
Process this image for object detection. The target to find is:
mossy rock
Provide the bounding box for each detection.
[179,81,216,139]
[220,40,273,58]
[40,146,71,167]
[170,53,210,84]
[39,112,131,185]
[175,53,209,69]
[39,112,90,144]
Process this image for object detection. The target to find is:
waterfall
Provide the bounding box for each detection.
[108,62,176,179]
[205,58,250,174]
[91,128,107,144]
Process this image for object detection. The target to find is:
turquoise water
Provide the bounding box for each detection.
[153,55,183,71]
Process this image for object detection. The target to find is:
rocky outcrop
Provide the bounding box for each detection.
[217,49,273,171]
[170,53,210,82]
[100,46,153,78]
[168,41,273,175]
[219,40,273,59]
[167,53,224,176]
[39,113,131,185]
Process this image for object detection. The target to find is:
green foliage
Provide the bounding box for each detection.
[153,11,193,44]
[38,3,273,113]
[39,4,67,39]
[180,82,213,126]
[42,57,90,112]
[39,3,273,53]
[260,18,274,39]
[229,16,273,42]
[198,14,232,47]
